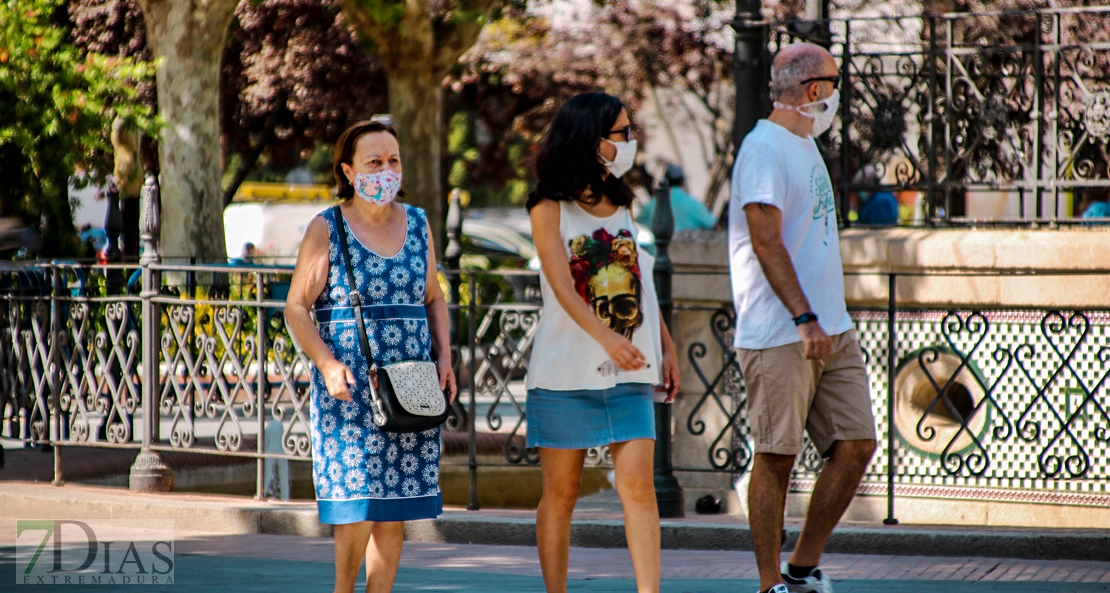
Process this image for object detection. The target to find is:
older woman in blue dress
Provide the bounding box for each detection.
[285,120,457,593]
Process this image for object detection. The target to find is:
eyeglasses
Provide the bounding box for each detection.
[800,74,841,90]
[608,125,633,142]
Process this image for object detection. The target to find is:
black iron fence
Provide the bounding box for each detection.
[763,7,1110,225]
[3,257,1109,521]
[671,269,1110,522]
[6,6,1110,518]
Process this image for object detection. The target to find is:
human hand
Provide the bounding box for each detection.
[437,355,458,403]
[658,342,681,403]
[601,332,647,372]
[798,321,832,361]
[321,359,356,401]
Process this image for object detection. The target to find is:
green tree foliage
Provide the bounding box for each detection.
[68,0,389,203]
[68,0,158,183]
[0,0,155,256]
[220,0,388,202]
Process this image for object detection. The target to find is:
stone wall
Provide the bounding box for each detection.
[669,227,1110,308]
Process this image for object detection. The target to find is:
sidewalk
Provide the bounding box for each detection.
[2,480,1109,564]
[2,526,1109,592]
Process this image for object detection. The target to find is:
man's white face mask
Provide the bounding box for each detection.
[775,88,840,137]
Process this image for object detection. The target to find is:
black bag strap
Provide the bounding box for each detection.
[331,206,381,401]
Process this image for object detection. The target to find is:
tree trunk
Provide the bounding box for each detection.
[138,0,237,263]
[338,0,503,258]
[389,71,446,254]
[222,123,275,208]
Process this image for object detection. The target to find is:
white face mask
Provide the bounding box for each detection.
[600,139,637,178]
[775,89,840,137]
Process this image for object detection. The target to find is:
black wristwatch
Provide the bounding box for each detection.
[793,312,818,326]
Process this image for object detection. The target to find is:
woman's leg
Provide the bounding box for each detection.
[365,520,404,593]
[333,522,373,593]
[536,447,587,593]
[609,438,660,593]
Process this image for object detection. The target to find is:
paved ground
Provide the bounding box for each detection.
[2,481,1108,592]
[3,526,1110,592]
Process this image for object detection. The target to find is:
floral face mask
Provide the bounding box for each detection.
[353,170,402,206]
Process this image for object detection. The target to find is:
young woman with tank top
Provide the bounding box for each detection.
[525,92,681,593]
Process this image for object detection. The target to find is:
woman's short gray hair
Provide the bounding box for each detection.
[770,50,829,102]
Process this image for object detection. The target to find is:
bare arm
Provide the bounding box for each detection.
[423,224,458,402]
[284,216,356,400]
[743,202,831,361]
[530,199,646,371]
[658,310,680,402]
[744,203,812,317]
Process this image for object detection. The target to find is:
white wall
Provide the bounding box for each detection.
[70,184,106,230]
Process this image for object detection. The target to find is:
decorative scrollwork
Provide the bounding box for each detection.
[872,96,908,151]
[1084,91,1110,140]
[461,304,540,466]
[585,446,612,467]
[685,309,750,474]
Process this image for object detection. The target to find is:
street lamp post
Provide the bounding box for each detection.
[444,188,478,510]
[445,188,464,359]
[789,0,833,48]
[731,0,769,152]
[129,173,174,492]
[651,180,684,518]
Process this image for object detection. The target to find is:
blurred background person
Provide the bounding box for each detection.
[636,163,717,232]
[854,165,898,225]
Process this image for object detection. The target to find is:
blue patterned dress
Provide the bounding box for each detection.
[309,204,442,524]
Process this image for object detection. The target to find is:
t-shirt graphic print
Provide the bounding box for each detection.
[810,163,836,246]
[525,202,663,391]
[568,228,644,340]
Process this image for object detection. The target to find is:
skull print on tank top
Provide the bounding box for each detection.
[526,201,663,391]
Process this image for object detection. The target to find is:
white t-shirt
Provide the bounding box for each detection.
[727,119,854,350]
[526,201,663,390]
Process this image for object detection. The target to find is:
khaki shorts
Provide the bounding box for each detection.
[737,330,876,457]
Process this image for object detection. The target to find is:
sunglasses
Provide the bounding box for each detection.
[608,125,633,142]
[800,74,841,90]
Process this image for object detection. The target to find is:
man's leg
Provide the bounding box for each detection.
[749,452,797,591]
[738,343,816,592]
[788,439,876,567]
[790,331,877,569]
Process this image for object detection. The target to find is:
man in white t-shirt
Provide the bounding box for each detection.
[728,42,877,593]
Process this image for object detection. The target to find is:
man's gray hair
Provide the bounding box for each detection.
[770,49,829,102]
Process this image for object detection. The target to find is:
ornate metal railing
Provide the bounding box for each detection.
[0,259,311,493]
[762,7,1110,224]
[4,262,1110,521]
[0,257,549,498]
[675,270,1110,522]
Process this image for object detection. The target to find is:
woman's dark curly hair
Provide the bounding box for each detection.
[525,92,636,212]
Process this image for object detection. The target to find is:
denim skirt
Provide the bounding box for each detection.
[526,383,655,449]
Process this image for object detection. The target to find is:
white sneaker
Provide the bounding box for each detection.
[757,585,790,593]
[780,561,834,593]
